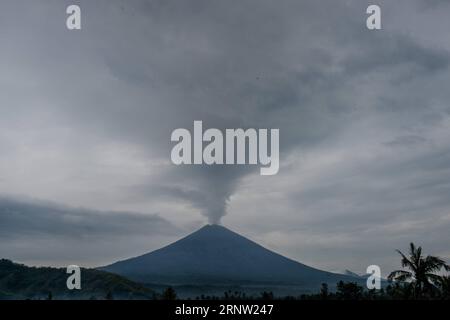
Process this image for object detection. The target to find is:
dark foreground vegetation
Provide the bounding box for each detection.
[0,259,155,300]
[1,242,448,300]
[160,242,449,300]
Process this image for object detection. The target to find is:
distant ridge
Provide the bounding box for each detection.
[0,259,154,300]
[101,224,360,288]
[341,269,364,278]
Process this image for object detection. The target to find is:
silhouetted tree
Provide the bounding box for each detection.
[336,281,363,300]
[385,282,414,300]
[436,276,450,299]
[388,243,450,298]
[105,291,114,300]
[320,283,329,300]
[260,291,274,300]
[162,287,177,300]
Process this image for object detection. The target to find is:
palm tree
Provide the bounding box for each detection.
[436,276,450,299]
[162,287,177,300]
[388,242,450,298]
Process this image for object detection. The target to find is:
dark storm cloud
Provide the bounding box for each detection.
[85,0,450,224]
[0,0,450,271]
[419,0,450,9]
[0,195,177,238]
[341,34,450,76]
[0,195,180,267]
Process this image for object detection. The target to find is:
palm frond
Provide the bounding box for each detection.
[410,242,422,267]
[388,270,412,282]
[425,273,443,286]
[423,255,448,273]
[396,249,416,271]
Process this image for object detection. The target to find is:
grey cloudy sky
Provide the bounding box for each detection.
[0,0,449,275]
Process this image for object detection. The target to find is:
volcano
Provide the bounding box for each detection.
[102,225,360,292]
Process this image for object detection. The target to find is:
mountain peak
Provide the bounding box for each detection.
[198,223,226,230]
[102,224,359,288]
[190,224,238,236]
[166,223,258,251]
[199,223,233,230]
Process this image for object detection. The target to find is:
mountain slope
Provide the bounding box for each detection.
[333,269,365,278]
[0,259,155,300]
[102,224,359,288]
